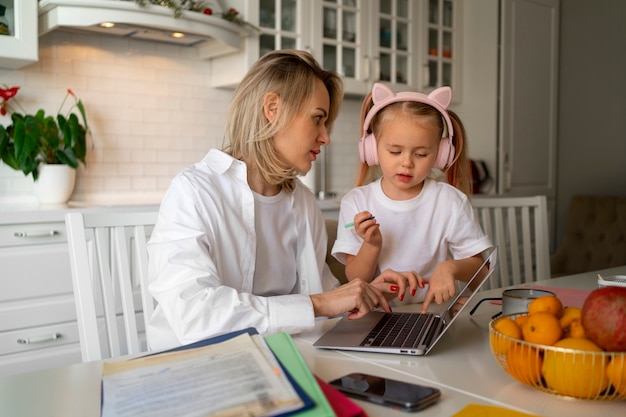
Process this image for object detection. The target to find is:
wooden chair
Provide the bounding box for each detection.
[471,195,550,289]
[65,211,158,362]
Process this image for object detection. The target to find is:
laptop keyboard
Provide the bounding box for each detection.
[360,312,441,348]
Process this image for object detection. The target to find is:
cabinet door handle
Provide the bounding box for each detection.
[13,230,60,238]
[17,333,61,344]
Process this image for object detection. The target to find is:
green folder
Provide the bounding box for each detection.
[265,332,336,417]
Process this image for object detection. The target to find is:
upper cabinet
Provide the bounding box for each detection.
[210,0,462,96]
[312,0,425,95]
[424,0,461,93]
[0,0,38,70]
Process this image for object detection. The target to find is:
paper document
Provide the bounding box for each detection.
[101,333,305,417]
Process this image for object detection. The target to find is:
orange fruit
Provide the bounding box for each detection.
[542,338,609,399]
[566,319,586,338]
[559,306,585,338]
[606,355,626,397]
[559,306,582,328]
[528,295,563,317]
[522,312,563,345]
[491,317,522,354]
[514,314,529,328]
[505,343,543,385]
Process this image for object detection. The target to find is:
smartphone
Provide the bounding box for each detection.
[328,373,441,412]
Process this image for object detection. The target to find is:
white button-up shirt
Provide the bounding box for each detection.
[147,150,339,351]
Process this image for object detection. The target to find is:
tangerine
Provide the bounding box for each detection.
[567,319,586,338]
[522,312,562,345]
[542,337,609,399]
[559,306,582,328]
[528,295,563,317]
[514,314,529,328]
[491,317,522,354]
[606,354,626,397]
[505,343,543,385]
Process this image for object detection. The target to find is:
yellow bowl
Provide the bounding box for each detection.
[489,314,626,400]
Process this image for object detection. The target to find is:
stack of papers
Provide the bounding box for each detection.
[101,330,312,417]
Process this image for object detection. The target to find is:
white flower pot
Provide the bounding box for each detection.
[33,164,77,205]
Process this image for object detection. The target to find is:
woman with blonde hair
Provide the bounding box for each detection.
[147,51,412,351]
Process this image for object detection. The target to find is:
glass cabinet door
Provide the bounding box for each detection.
[425,0,459,90]
[317,0,368,94]
[374,0,414,87]
[258,0,300,56]
[321,1,359,79]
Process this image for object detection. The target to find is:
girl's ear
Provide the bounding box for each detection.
[263,92,280,122]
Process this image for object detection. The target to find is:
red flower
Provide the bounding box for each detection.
[0,86,19,100]
[0,86,19,116]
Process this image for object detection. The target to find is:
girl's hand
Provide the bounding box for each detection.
[352,211,381,248]
[310,279,392,319]
[372,269,423,302]
[420,261,457,313]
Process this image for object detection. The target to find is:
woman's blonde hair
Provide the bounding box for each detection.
[223,49,343,192]
[355,92,472,196]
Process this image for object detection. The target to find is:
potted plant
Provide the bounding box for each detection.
[0,85,90,203]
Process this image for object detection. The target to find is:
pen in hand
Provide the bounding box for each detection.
[345,215,375,228]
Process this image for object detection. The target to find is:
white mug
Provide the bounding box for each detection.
[501,288,556,315]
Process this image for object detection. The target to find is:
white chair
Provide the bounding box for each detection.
[65,211,158,362]
[471,195,550,289]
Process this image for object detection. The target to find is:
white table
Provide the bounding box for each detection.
[294,265,626,417]
[1,266,624,417]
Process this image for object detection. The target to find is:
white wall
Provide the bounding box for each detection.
[453,0,499,192]
[0,30,371,204]
[0,30,231,204]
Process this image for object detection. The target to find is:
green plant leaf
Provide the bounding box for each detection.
[13,120,38,170]
[55,148,78,168]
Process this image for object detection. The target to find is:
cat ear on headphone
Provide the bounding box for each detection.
[371,83,395,105]
[427,86,452,109]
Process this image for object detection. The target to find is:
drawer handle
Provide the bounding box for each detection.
[14,230,60,238]
[17,333,61,344]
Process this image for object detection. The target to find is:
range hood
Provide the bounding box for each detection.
[38,0,254,58]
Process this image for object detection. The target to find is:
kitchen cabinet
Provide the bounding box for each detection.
[424,0,461,92]
[0,205,157,377]
[0,0,38,69]
[498,0,559,198]
[211,0,461,95]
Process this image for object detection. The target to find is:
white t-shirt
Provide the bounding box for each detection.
[147,149,339,351]
[332,178,492,302]
[252,190,297,296]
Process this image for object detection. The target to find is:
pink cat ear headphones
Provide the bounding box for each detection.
[358,83,455,169]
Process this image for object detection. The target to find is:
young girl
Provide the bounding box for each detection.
[332,83,492,313]
[146,52,409,351]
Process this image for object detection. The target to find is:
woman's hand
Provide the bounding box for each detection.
[310,279,392,319]
[372,269,423,301]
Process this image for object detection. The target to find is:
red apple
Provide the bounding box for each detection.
[581,286,626,351]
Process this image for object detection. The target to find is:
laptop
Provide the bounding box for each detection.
[313,247,497,356]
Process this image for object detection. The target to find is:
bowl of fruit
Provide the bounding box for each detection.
[489,286,626,400]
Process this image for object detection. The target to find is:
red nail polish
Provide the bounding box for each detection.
[399,294,404,301]
[419,282,425,288]
[411,289,416,296]
[390,285,399,292]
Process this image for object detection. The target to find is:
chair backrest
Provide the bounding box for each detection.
[65,211,158,362]
[471,195,550,289]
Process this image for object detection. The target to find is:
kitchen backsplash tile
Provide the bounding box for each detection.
[0,31,362,206]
